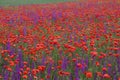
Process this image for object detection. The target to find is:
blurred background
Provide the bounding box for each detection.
[0,0,76,6]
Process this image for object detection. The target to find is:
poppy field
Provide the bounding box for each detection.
[0,0,120,80]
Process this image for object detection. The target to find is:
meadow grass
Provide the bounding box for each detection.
[0,0,74,6]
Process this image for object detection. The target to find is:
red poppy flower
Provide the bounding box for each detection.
[85,72,92,78]
[77,63,83,69]
[103,74,111,79]
[22,75,28,79]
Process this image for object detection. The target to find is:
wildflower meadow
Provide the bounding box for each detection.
[0,0,120,80]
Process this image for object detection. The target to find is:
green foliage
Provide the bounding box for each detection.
[0,0,74,6]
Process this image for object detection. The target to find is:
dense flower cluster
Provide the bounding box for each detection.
[0,1,120,80]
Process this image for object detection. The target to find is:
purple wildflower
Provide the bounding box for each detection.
[62,57,67,70]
